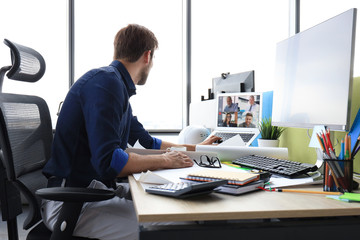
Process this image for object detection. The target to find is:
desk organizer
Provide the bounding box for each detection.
[323,158,353,193]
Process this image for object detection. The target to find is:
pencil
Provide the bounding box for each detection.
[324,160,329,191]
[339,139,345,160]
[345,133,349,160]
[316,133,325,152]
[322,131,329,155]
[326,129,334,151]
[274,189,342,195]
[348,134,351,159]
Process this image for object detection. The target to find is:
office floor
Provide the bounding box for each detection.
[0,205,30,240]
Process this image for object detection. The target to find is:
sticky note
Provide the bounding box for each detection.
[339,192,360,202]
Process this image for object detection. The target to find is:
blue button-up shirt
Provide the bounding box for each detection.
[43,60,162,187]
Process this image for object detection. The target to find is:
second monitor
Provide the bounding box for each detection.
[212,70,255,98]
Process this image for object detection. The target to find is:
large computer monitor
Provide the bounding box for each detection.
[272,8,357,131]
[212,70,255,97]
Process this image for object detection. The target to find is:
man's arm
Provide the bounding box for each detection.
[159,135,221,151]
[118,151,193,177]
[118,135,221,177]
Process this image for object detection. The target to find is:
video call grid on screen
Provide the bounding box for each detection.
[216,92,262,129]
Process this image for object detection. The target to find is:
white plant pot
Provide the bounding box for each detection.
[257,139,279,147]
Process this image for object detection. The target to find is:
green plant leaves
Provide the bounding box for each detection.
[259,117,285,140]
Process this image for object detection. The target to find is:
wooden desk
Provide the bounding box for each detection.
[129,176,360,222]
[129,176,360,239]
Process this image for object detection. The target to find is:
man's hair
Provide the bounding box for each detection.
[246,112,253,117]
[113,24,158,62]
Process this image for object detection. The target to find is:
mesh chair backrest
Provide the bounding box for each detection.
[0,93,53,180]
[4,39,46,82]
[0,93,53,229]
[0,39,54,231]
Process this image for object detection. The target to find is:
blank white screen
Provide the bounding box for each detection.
[272,8,356,131]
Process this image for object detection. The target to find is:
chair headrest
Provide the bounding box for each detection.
[4,39,46,83]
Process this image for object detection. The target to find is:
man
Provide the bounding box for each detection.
[239,112,256,128]
[223,96,238,112]
[247,95,258,113]
[41,24,219,240]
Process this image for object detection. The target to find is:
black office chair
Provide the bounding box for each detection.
[0,39,115,240]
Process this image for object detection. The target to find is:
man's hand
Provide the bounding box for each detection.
[198,135,222,145]
[162,151,193,169]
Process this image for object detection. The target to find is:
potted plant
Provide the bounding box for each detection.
[258,117,286,147]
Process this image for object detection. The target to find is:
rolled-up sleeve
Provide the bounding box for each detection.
[111,149,129,173]
[151,137,162,149]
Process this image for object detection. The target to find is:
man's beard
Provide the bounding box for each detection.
[137,65,150,85]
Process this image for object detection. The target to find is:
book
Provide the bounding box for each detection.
[214,179,266,195]
[185,169,259,186]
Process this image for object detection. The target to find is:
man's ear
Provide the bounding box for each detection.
[144,50,151,64]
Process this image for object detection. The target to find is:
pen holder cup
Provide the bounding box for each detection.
[323,158,353,193]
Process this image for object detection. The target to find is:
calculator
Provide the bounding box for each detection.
[145,180,228,198]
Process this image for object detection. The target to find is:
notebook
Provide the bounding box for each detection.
[214,179,266,195]
[209,92,263,146]
[185,169,260,186]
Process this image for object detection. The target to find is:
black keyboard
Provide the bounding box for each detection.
[232,155,318,178]
[214,132,255,143]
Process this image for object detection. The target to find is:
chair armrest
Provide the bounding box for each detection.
[35,187,115,202]
[36,187,116,240]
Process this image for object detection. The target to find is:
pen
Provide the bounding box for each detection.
[329,148,337,159]
[351,136,360,158]
[274,189,342,195]
[328,170,334,191]
[223,162,251,170]
[353,144,360,158]
[323,151,330,159]
[326,161,346,192]
[328,148,344,178]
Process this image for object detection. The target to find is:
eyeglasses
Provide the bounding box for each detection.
[193,155,221,168]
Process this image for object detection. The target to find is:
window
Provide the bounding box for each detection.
[191,0,289,103]
[0,0,68,128]
[0,0,291,131]
[74,0,184,130]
